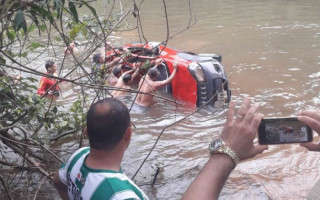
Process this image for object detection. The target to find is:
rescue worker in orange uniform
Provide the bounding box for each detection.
[37,60,60,98]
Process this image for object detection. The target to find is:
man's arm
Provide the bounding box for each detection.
[53,172,69,200]
[182,154,234,200]
[104,52,116,61]
[122,69,134,76]
[153,58,164,68]
[64,42,76,55]
[37,78,47,95]
[182,98,268,200]
[154,62,177,88]
[106,56,123,68]
[130,62,141,81]
[114,70,134,87]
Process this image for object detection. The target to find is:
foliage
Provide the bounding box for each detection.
[27,42,45,50]
[0,76,40,127]
[68,21,88,41]
[0,0,138,199]
[0,76,84,135]
[0,0,126,141]
[0,0,116,61]
[0,2,99,197]
[59,97,87,133]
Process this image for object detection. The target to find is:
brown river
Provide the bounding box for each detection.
[43,0,320,199]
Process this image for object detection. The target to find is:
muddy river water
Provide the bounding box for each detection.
[47,0,320,199]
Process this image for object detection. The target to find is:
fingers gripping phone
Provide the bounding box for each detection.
[258,117,313,145]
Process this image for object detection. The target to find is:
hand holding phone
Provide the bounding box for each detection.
[258,117,313,145]
[298,110,320,151]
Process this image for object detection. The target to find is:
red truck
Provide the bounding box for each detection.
[109,42,231,108]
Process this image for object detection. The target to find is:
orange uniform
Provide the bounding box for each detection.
[37,76,60,96]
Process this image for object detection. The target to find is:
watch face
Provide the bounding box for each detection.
[210,139,223,151]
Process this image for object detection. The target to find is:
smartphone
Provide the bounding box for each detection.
[258,117,313,145]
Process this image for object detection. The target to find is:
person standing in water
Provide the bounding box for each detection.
[37,60,60,98]
[133,59,177,111]
[111,62,141,97]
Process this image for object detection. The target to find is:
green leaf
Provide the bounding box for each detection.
[69,1,79,22]
[69,24,80,40]
[141,60,151,69]
[80,24,88,38]
[81,0,98,18]
[54,37,62,42]
[54,0,61,18]
[27,42,45,50]
[27,24,37,33]
[52,12,58,18]
[30,85,37,90]
[40,24,46,32]
[36,114,43,122]
[20,52,28,58]
[32,94,38,103]
[26,11,40,31]
[59,121,68,127]
[70,107,75,112]
[4,50,15,57]
[31,5,54,22]
[26,77,37,82]
[0,56,6,65]
[54,0,61,10]
[13,10,27,33]
[7,30,16,42]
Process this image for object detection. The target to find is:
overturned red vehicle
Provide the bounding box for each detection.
[112,42,231,108]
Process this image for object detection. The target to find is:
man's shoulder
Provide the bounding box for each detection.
[64,147,90,169]
[141,78,156,87]
[148,80,163,90]
[40,75,54,83]
[70,147,90,158]
[40,76,48,81]
[74,146,90,154]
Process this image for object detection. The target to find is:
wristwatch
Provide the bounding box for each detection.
[209,138,240,166]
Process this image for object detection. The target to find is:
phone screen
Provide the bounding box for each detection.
[258,117,313,145]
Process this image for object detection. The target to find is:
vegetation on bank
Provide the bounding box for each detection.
[0,0,134,198]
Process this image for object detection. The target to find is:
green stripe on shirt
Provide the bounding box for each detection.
[67,147,90,174]
[90,177,145,200]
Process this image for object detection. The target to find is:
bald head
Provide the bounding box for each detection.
[87,98,130,150]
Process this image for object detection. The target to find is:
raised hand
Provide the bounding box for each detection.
[220,98,268,161]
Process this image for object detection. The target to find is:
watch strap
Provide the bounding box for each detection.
[218,145,239,165]
[209,139,240,166]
